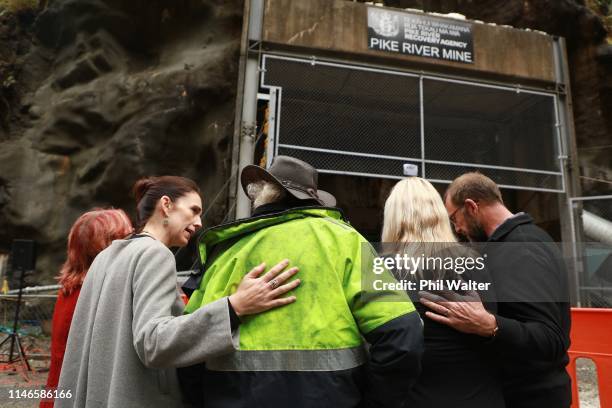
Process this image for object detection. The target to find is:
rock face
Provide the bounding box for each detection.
[0,0,242,279]
[0,0,610,282]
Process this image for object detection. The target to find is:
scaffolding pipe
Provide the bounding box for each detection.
[236,58,259,219]
[235,0,263,219]
[582,210,612,247]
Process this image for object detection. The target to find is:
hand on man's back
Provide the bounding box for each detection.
[419,290,497,338]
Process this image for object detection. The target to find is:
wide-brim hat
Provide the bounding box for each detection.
[241,155,336,207]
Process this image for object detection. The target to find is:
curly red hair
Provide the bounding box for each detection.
[57,209,133,295]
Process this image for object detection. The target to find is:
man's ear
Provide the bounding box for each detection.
[464,198,479,215]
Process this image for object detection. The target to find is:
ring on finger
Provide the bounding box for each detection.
[269,279,279,289]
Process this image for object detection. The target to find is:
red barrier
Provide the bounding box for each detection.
[567,308,612,407]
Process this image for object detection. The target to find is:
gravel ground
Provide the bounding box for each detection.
[0,362,48,407]
[0,346,602,407]
[576,358,601,408]
[1,335,50,408]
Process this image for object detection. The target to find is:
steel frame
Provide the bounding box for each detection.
[260,54,565,193]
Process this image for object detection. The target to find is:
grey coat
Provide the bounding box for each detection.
[56,236,238,408]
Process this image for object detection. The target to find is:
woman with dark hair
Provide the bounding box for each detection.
[40,209,133,408]
[56,176,300,408]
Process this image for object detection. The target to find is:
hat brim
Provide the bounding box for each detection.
[241,164,337,207]
[284,187,337,207]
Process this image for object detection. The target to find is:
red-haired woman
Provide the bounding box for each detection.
[40,209,133,408]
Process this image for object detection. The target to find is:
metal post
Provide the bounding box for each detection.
[266,88,279,169]
[567,198,582,307]
[235,0,264,219]
[229,0,265,221]
[8,267,25,361]
[236,59,260,219]
[552,36,582,305]
[419,75,426,178]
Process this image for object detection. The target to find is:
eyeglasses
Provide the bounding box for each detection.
[448,204,464,226]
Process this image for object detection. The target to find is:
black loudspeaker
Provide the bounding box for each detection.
[10,239,36,272]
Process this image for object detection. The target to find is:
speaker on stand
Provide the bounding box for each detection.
[0,239,36,378]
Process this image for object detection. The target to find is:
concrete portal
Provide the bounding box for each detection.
[233,0,579,255]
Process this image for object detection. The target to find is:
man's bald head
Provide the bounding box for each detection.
[444,172,503,208]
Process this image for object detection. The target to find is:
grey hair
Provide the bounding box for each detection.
[247,181,286,208]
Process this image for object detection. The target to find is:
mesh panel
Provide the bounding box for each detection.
[426,163,562,191]
[423,79,560,172]
[0,294,56,366]
[262,55,563,191]
[278,147,421,178]
[264,58,421,158]
[574,198,612,308]
[0,295,56,332]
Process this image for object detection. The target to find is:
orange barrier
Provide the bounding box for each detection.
[567,308,612,407]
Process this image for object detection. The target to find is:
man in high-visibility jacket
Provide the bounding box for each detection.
[180,156,423,408]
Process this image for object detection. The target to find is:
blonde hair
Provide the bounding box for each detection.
[247,181,286,208]
[382,177,456,243]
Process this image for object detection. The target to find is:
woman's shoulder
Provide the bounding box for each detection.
[87,237,175,285]
[118,235,171,253]
[96,236,173,265]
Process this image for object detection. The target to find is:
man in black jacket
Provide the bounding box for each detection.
[420,172,571,408]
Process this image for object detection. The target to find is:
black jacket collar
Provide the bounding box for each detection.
[488,213,534,242]
[251,202,295,217]
[251,200,321,217]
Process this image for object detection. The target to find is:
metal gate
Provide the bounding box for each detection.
[260,54,565,193]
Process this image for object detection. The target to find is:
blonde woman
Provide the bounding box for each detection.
[382,177,503,408]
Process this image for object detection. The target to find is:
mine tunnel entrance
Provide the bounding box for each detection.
[251,55,565,240]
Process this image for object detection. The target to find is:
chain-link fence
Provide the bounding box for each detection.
[570,195,612,308]
[261,54,564,192]
[0,291,57,361]
[0,271,194,363]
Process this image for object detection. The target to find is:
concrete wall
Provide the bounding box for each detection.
[263,0,557,84]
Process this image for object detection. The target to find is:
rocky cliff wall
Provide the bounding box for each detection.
[0,0,243,279]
